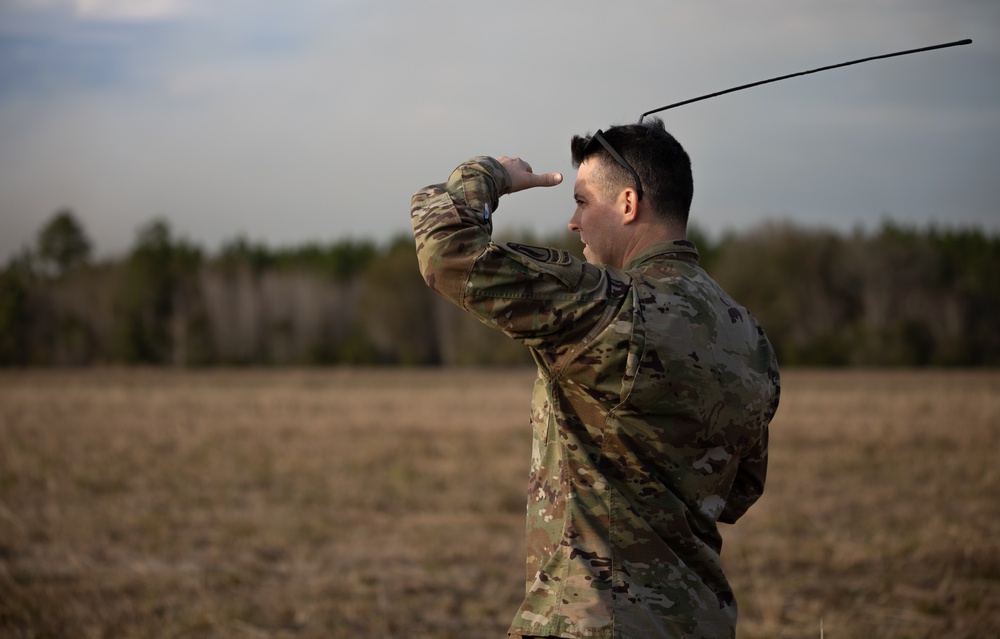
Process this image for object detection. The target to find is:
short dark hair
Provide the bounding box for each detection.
[571,117,693,226]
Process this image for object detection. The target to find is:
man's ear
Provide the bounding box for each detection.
[620,188,640,225]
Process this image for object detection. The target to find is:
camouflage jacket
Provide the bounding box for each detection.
[411,157,780,639]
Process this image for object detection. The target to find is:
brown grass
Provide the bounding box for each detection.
[1,368,998,638]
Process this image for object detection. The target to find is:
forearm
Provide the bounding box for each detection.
[410,156,511,303]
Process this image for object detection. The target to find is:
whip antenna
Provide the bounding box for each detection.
[639,38,972,123]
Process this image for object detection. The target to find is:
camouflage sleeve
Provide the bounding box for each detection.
[410,156,508,302]
[718,426,768,524]
[410,157,618,349]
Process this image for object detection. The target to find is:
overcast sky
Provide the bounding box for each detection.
[1,0,997,262]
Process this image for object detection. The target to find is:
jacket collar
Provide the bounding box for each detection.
[625,239,700,269]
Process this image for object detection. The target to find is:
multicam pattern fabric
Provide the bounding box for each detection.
[411,157,780,639]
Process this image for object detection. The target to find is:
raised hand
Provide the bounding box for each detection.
[497,156,562,194]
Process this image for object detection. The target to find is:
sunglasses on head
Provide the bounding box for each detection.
[584,130,644,201]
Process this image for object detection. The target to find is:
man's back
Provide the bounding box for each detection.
[512,241,779,638]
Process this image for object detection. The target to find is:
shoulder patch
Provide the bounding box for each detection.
[491,241,586,291]
[505,242,574,265]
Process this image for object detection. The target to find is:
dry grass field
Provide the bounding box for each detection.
[1,368,998,639]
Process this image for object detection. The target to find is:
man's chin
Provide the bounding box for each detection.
[582,248,606,266]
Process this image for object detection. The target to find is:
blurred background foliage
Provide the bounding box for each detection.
[2,210,998,367]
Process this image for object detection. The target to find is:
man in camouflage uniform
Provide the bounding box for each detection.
[410,118,780,639]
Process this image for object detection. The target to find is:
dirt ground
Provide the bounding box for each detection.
[1,368,998,638]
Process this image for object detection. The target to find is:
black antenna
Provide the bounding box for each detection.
[639,38,972,123]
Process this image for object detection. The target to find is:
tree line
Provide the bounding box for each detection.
[2,210,998,367]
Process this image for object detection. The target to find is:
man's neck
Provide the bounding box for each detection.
[619,222,686,268]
